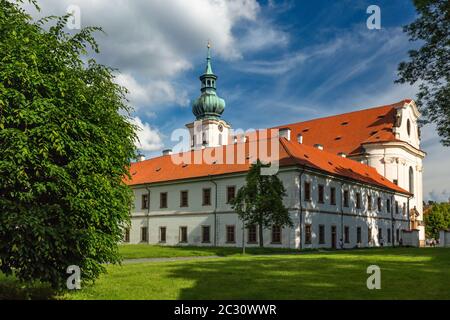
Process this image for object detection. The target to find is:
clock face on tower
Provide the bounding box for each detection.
[218,124,223,132]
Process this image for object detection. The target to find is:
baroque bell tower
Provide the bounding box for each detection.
[186,42,231,149]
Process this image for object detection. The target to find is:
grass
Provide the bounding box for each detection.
[118,244,301,259]
[2,247,450,300]
[69,247,450,300]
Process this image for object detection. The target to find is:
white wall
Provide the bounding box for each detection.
[126,167,410,249]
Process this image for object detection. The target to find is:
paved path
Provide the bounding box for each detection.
[122,255,221,264]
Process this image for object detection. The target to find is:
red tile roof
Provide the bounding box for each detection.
[273,100,412,155]
[125,135,410,195]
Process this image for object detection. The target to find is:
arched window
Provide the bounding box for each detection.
[407,119,411,136]
[409,166,414,194]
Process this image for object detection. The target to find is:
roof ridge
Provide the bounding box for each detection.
[272,99,409,129]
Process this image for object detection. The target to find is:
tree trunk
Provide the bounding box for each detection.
[259,223,264,248]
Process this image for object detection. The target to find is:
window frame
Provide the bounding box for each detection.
[356,226,362,244]
[141,227,148,242]
[247,225,257,244]
[304,182,311,201]
[202,188,212,206]
[305,224,312,244]
[319,224,325,244]
[180,190,189,207]
[179,226,188,243]
[330,187,336,205]
[141,194,149,210]
[344,226,350,243]
[201,225,211,243]
[343,190,349,207]
[271,225,282,244]
[356,192,362,209]
[226,186,236,204]
[160,192,168,208]
[226,225,236,243]
[159,226,167,243]
[318,184,324,204]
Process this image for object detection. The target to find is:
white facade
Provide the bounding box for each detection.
[186,119,231,149]
[126,167,410,249]
[350,101,426,244]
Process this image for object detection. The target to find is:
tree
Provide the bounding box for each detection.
[231,160,293,247]
[424,203,450,239]
[0,0,137,289]
[396,0,450,145]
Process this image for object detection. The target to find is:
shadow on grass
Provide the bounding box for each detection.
[163,248,450,300]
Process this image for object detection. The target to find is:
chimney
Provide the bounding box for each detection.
[314,143,323,150]
[162,149,172,156]
[279,128,291,141]
[137,154,145,162]
[338,152,347,158]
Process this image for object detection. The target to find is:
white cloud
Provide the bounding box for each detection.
[115,73,189,108]
[24,0,282,77]
[130,116,164,152]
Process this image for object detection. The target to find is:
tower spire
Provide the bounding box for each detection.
[191,42,226,121]
[205,40,213,75]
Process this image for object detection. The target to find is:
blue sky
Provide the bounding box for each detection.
[25,0,450,202]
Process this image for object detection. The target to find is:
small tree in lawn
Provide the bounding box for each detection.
[231,160,293,247]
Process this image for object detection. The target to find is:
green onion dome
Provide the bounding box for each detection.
[192,43,226,120]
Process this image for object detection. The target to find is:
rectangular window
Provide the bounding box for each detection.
[318,184,324,203]
[403,203,407,216]
[141,194,149,210]
[395,201,399,214]
[378,228,383,242]
[203,188,211,206]
[179,226,188,243]
[159,227,166,243]
[272,225,282,244]
[124,228,130,242]
[180,190,188,207]
[226,225,235,243]
[343,190,349,207]
[368,227,372,243]
[396,229,400,243]
[319,224,325,244]
[248,225,257,243]
[356,193,362,209]
[357,227,362,244]
[330,187,336,205]
[305,224,312,244]
[304,182,311,201]
[227,186,236,204]
[202,226,210,243]
[141,227,148,242]
[368,195,372,211]
[344,226,350,243]
[387,199,391,213]
[387,228,391,243]
[160,192,168,208]
[377,197,382,212]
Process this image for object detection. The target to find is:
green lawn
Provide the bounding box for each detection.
[69,247,449,300]
[118,244,301,259]
[2,247,449,300]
